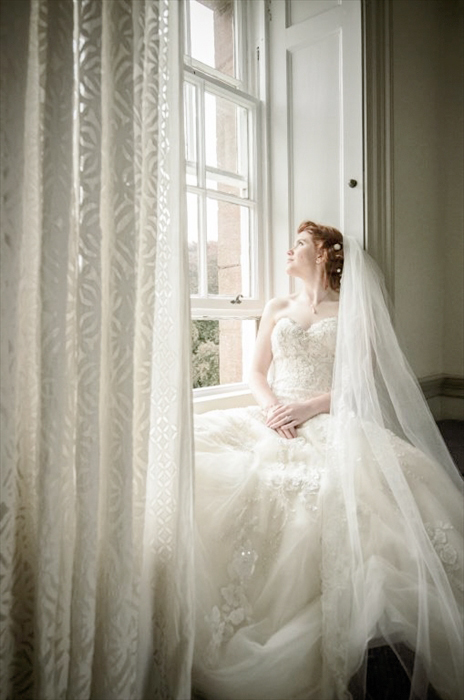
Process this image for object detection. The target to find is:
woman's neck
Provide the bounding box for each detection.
[300,272,330,307]
[294,269,338,314]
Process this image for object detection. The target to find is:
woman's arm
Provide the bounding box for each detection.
[248,299,281,410]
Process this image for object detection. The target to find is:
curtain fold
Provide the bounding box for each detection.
[0,1,194,698]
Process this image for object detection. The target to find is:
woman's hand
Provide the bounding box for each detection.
[266,401,318,435]
[266,394,331,438]
[275,424,298,439]
[264,403,298,440]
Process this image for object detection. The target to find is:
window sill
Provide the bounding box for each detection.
[193,388,256,414]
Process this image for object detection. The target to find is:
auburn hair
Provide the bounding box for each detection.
[297,220,344,292]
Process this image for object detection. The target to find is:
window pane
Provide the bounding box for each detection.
[205,92,248,176]
[192,319,257,388]
[206,199,251,297]
[188,0,236,80]
[184,82,198,186]
[187,192,200,294]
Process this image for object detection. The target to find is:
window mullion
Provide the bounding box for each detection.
[248,105,259,299]
[239,105,249,194]
[250,201,259,299]
[205,166,248,187]
[184,65,259,108]
[184,0,192,60]
[196,189,255,209]
[247,107,255,201]
[234,0,243,86]
[199,195,208,298]
[197,80,208,298]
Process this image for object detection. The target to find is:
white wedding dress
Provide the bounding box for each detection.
[192,316,463,700]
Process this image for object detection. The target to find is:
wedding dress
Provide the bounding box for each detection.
[192,241,463,700]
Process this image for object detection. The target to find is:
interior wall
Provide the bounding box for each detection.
[390,0,464,387]
[440,0,464,379]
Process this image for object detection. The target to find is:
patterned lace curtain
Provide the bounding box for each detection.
[0,1,194,698]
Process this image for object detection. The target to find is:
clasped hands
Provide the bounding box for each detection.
[265,401,315,440]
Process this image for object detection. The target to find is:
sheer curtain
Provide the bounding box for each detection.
[0,1,194,698]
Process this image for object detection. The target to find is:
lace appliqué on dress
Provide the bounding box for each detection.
[425,521,463,592]
[262,437,324,516]
[204,521,259,664]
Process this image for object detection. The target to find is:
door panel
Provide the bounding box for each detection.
[269,0,363,295]
[291,31,342,231]
[288,0,341,27]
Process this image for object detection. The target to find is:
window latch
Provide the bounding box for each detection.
[230,294,243,305]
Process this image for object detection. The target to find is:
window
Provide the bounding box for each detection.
[184,0,266,394]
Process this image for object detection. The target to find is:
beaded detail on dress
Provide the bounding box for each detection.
[270,316,337,403]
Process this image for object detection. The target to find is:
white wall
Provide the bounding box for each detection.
[440,1,464,379]
[391,0,464,389]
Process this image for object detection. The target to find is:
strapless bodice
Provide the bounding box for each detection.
[270,316,337,403]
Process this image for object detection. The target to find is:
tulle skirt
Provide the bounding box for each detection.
[192,407,464,700]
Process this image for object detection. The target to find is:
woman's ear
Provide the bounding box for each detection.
[316,246,328,263]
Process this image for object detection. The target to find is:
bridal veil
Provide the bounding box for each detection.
[321,237,463,698]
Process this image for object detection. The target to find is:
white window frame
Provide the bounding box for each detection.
[184,0,246,89]
[184,0,270,402]
[185,68,262,316]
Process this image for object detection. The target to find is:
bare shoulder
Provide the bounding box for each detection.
[256,297,292,341]
[262,295,292,321]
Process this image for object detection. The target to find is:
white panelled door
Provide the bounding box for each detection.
[269,0,363,295]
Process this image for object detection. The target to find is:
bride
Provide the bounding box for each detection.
[192,221,463,700]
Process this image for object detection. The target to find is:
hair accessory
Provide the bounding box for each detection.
[333,243,342,251]
[336,268,342,273]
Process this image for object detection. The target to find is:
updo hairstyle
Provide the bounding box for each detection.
[297,220,344,292]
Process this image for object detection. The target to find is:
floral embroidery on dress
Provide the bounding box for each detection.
[259,435,324,516]
[426,521,463,592]
[204,522,259,663]
[205,580,253,662]
[386,429,428,484]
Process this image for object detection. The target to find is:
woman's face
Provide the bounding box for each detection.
[286,231,321,277]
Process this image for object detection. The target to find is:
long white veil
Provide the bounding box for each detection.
[320,237,463,699]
